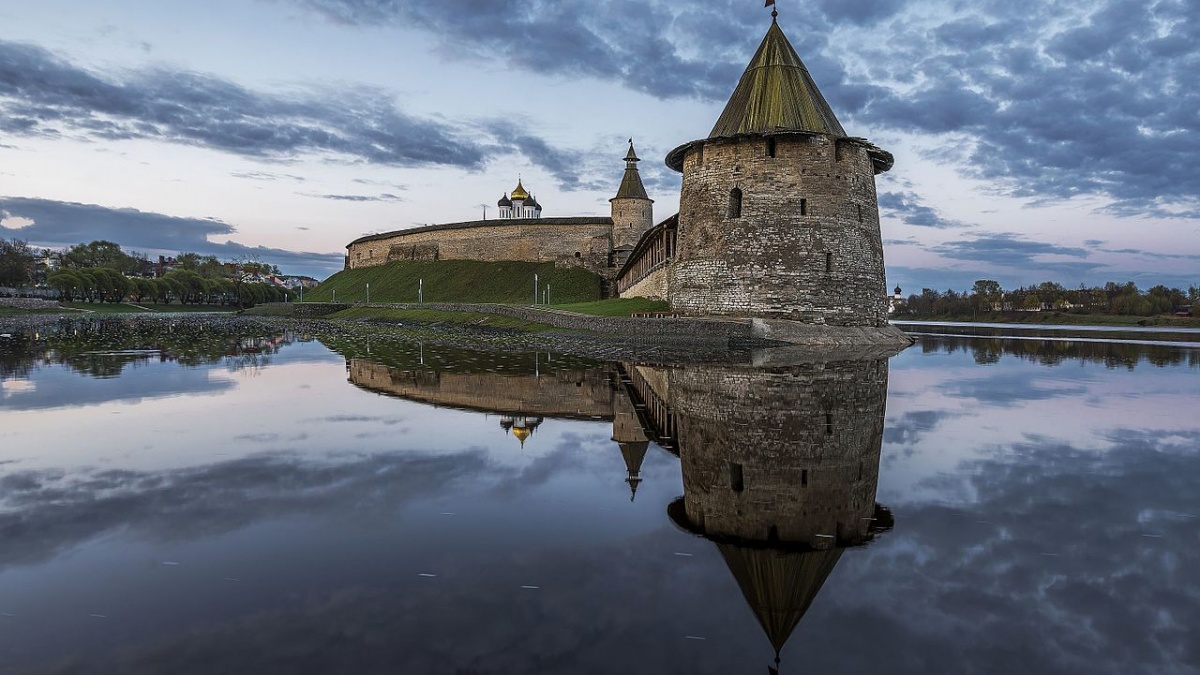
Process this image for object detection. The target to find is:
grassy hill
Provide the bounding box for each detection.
[306,260,603,305]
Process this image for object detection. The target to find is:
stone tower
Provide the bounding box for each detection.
[665,17,894,326]
[610,140,655,251]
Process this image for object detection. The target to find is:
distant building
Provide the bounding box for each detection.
[496,179,543,220]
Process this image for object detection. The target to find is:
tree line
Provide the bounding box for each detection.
[1,238,292,306]
[896,280,1200,319]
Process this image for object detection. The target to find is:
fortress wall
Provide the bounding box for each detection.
[619,265,669,300]
[347,221,615,274]
[670,136,888,326]
[348,360,617,419]
[671,358,888,546]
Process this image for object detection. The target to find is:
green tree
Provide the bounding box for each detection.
[62,241,137,273]
[971,279,1002,313]
[47,270,84,302]
[0,238,36,287]
[164,270,207,304]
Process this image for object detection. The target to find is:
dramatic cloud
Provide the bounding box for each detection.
[0,197,345,276]
[855,0,1200,216]
[0,40,482,169]
[280,0,1200,218]
[285,0,747,101]
[878,190,967,229]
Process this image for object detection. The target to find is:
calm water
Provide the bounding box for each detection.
[1,317,1198,674]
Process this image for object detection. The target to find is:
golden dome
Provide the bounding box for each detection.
[513,426,533,446]
[510,179,530,201]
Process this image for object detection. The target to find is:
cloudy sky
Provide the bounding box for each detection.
[1,0,1197,288]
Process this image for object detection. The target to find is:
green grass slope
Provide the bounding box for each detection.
[307,260,602,305]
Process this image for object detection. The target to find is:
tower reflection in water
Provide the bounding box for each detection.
[345,346,892,669]
[627,358,893,669]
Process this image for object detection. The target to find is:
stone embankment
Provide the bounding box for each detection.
[0,297,62,310]
[273,302,914,350]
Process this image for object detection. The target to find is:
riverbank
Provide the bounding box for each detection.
[245,301,914,351]
[1,309,911,366]
[894,311,1200,329]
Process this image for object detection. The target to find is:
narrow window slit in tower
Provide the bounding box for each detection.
[728,188,743,219]
[729,462,744,492]
[767,137,776,158]
[857,204,863,223]
[801,469,809,487]
[825,412,834,435]
[825,252,834,273]
[800,198,808,216]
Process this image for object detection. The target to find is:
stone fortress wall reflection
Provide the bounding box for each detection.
[346,349,893,664]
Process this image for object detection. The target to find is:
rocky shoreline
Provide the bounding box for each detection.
[0,312,912,366]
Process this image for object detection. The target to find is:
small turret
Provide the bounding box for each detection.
[610,139,655,250]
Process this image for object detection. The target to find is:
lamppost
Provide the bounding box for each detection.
[366,283,370,304]
[419,278,423,304]
[533,274,539,305]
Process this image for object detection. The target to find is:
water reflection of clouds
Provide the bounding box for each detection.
[0,377,34,398]
[811,429,1200,675]
[883,342,1200,500]
[0,363,233,412]
[0,451,493,570]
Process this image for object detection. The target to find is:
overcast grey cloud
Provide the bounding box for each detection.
[0,196,234,249]
[0,197,345,275]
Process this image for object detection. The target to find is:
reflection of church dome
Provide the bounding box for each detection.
[510,179,530,201]
[502,415,543,447]
[498,193,512,207]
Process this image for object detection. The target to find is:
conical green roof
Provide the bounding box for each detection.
[708,21,846,139]
[613,141,651,201]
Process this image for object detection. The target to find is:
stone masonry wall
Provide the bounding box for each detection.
[670,357,888,547]
[610,199,655,250]
[347,220,615,275]
[670,135,888,326]
[619,265,669,300]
